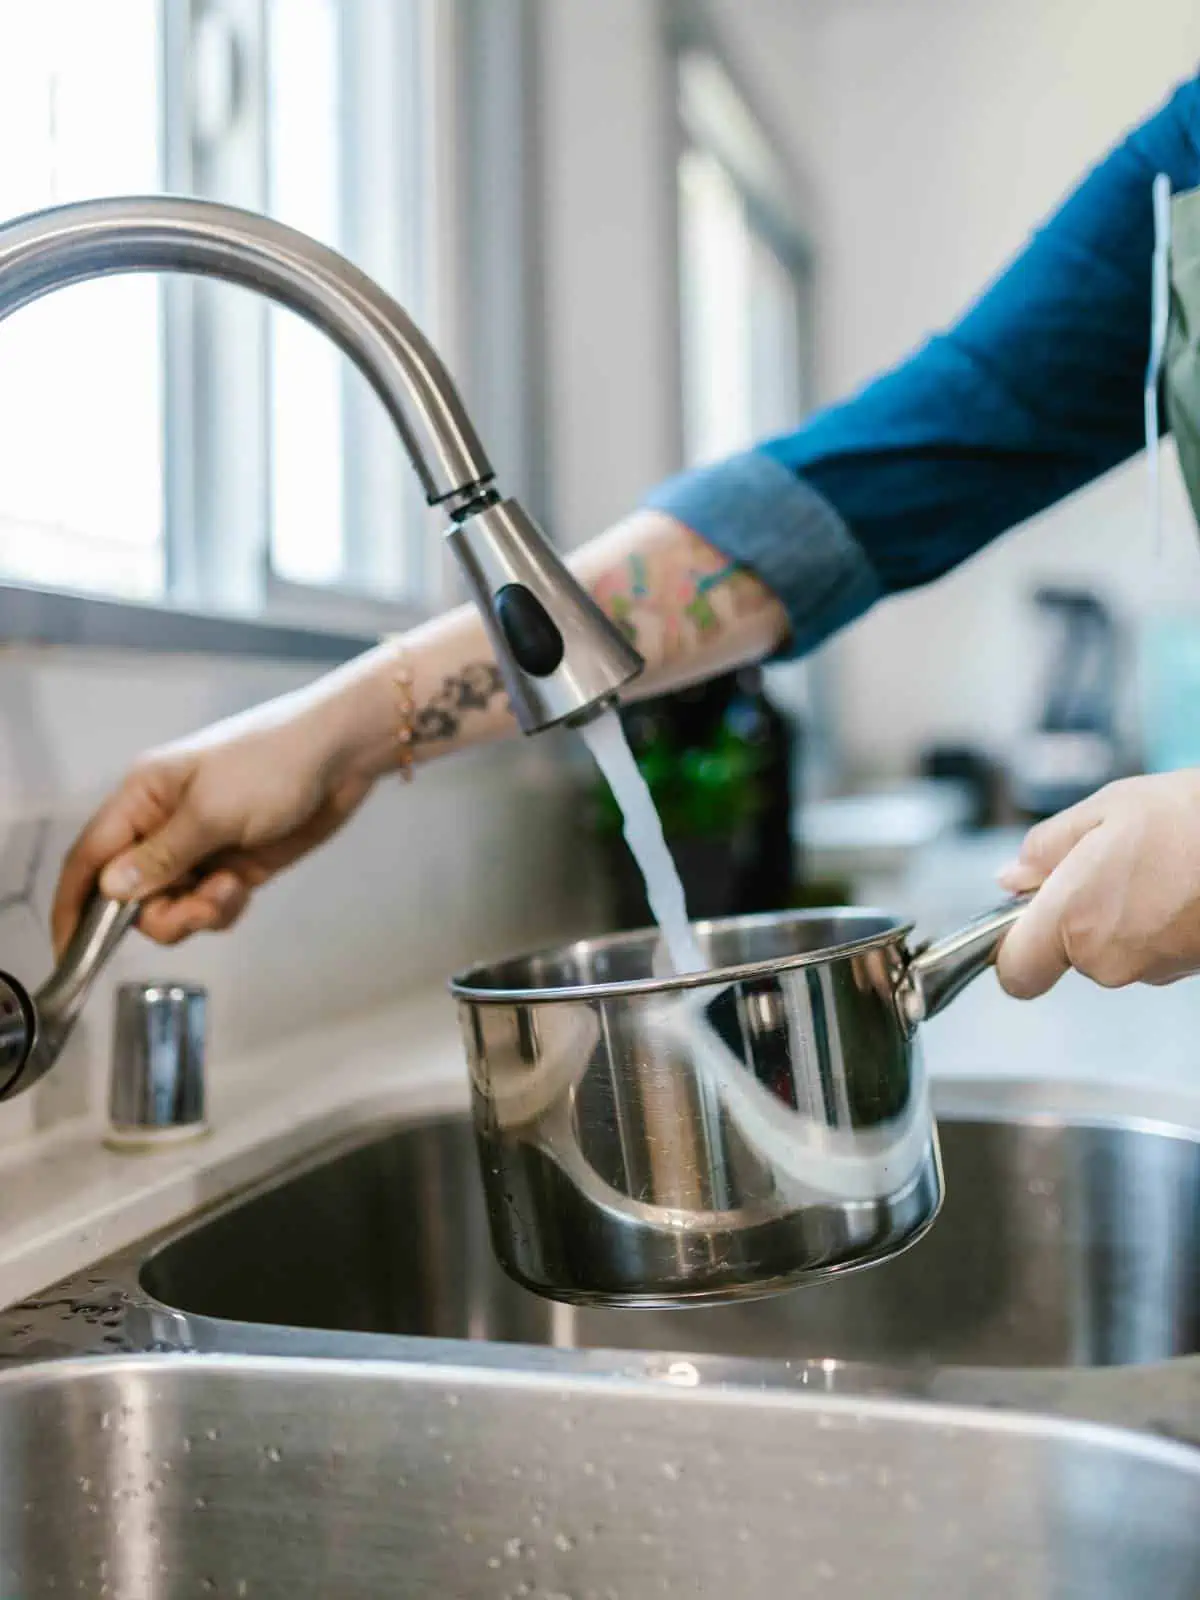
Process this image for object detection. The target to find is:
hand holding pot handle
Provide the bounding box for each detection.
[901,895,1033,1026]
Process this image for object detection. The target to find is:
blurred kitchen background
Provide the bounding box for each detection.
[1,0,1199,1145]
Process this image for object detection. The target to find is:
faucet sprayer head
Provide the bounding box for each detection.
[447,495,641,732]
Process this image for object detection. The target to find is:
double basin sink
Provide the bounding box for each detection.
[4,1078,1200,1594]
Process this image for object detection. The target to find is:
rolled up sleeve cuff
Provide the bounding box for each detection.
[642,450,883,659]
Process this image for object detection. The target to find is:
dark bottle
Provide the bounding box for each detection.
[723,667,794,914]
[592,668,797,928]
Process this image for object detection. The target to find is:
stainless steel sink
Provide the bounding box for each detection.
[3,1352,1200,1599]
[139,1100,1200,1369]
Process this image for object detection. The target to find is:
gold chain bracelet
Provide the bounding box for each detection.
[382,636,416,782]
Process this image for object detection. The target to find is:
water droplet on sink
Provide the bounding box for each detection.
[205,1428,219,1442]
[553,1532,576,1552]
[263,1445,282,1463]
[662,1360,700,1387]
[193,1496,208,1511]
[503,1536,526,1560]
[487,1557,502,1570]
[660,1462,681,1482]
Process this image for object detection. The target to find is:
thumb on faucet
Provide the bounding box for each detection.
[99,804,216,902]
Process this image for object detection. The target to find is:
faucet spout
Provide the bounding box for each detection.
[0,196,643,730]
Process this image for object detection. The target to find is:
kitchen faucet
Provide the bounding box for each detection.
[0,196,644,1101]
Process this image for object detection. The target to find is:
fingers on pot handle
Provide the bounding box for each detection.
[901,894,1033,1026]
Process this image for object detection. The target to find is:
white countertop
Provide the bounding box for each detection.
[2,948,1200,1313]
[0,987,471,1311]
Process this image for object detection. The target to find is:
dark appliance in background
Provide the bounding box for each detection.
[593,668,797,928]
[919,745,1007,830]
[1009,586,1124,822]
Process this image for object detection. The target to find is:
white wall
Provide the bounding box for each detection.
[537,0,683,546]
[711,0,1200,777]
[537,0,1200,778]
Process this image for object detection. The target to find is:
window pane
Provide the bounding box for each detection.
[749,228,804,440]
[266,0,346,589]
[678,142,806,468]
[678,145,754,467]
[0,0,162,600]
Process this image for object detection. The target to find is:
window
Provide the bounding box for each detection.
[673,40,826,794]
[675,48,813,467]
[266,0,346,590]
[0,0,435,628]
[0,1,164,601]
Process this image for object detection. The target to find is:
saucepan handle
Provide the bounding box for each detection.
[899,894,1033,1027]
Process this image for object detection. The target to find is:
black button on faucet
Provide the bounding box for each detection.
[494,583,565,677]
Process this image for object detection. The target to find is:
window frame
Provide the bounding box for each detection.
[663,5,837,799]
[666,11,817,469]
[0,0,539,659]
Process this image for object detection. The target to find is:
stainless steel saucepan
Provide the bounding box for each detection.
[451,898,1027,1307]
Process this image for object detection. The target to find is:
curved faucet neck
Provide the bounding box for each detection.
[0,195,493,507]
[0,196,643,728]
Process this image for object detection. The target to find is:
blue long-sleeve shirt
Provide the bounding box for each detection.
[646,73,1200,658]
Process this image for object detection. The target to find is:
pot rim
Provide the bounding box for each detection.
[449,905,915,1005]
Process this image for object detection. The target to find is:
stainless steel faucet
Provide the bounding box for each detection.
[0,196,643,729]
[0,195,646,1101]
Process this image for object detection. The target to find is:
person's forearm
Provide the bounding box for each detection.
[305,510,787,783]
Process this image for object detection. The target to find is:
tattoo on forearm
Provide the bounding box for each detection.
[412,543,768,745]
[414,662,508,744]
[592,549,762,661]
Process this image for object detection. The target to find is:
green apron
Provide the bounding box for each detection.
[1165,186,1200,523]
